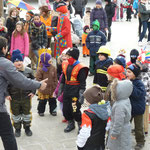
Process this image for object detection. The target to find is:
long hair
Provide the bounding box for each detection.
[9,7,19,17]
[13,21,26,37]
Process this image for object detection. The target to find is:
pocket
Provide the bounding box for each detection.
[59,39,67,48]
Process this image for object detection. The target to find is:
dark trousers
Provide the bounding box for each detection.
[139,21,150,42]
[63,97,81,122]
[75,10,83,18]
[37,98,57,114]
[0,112,18,150]
[89,55,98,74]
[133,115,145,145]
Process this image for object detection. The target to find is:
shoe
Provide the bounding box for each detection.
[15,129,21,137]
[39,113,44,116]
[51,111,57,116]
[147,41,150,45]
[64,120,75,133]
[88,73,94,76]
[83,54,86,57]
[25,127,32,136]
[62,119,68,123]
[138,41,143,47]
[135,144,144,150]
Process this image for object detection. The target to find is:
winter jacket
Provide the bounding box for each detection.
[10,32,29,57]
[72,0,85,12]
[86,30,107,56]
[0,55,41,113]
[90,8,108,33]
[133,0,138,10]
[93,58,113,92]
[7,67,35,101]
[36,65,58,96]
[77,102,111,150]
[107,79,133,150]
[0,27,7,38]
[138,2,150,22]
[28,22,48,50]
[129,79,146,116]
[83,13,90,27]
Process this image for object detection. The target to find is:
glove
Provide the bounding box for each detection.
[57,83,64,97]
[78,89,85,105]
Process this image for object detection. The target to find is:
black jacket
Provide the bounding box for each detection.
[8,67,36,100]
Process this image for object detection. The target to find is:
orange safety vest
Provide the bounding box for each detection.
[62,61,87,85]
[40,15,52,37]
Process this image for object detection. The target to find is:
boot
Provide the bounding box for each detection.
[108,33,111,42]
[15,129,21,137]
[25,126,32,136]
[64,120,75,133]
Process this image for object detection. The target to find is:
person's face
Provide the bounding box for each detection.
[105,1,108,5]
[26,14,31,21]
[96,4,101,9]
[11,10,17,17]
[61,53,67,61]
[14,61,23,70]
[2,46,8,55]
[16,25,22,32]
[86,28,90,33]
[34,16,40,23]
[98,54,106,61]
[126,69,136,80]
[106,74,113,81]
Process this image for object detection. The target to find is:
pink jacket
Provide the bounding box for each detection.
[10,32,29,57]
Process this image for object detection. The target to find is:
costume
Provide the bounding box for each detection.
[59,48,89,132]
[36,53,58,116]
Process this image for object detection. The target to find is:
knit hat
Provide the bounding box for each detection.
[107,64,126,80]
[86,7,91,13]
[105,0,111,2]
[56,2,68,13]
[83,85,103,104]
[26,11,34,17]
[40,52,51,72]
[127,64,141,77]
[130,49,139,58]
[66,47,80,60]
[83,25,90,33]
[11,49,23,63]
[96,0,102,5]
[114,56,126,68]
[118,49,126,58]
[40,5,51,12]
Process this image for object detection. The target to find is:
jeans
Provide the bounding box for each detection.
[139,21,150,42]
[0,112,18,150]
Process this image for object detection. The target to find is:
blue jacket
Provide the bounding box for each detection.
[86,30,107,56]
[129,79,146,116]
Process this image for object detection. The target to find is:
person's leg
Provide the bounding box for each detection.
[89,56,94,75]
[32,49,39,67]
[48,97,57,116]
[139,21,148,42]
[134,115,145,145]
[139,17,142,36]
[0,113,18,150]
[147,22,150,42]
[143,105,149,134]
[37,99,47,115]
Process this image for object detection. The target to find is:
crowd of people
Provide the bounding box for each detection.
[0,0,150,150]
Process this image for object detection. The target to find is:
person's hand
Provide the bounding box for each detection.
[53,92,56,98]
[6,96,12,101]
[39,78,48,91]
[111,136,117,140]
[28,93,34,99]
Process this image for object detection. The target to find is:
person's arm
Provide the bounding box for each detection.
[85,34,90,50]
[10,33,14,55]
[103,10,108,29]
[90,10,94,28]
[139,3,150,14]
[43,25,48,48]
[76,112,92,148]
[36,68,43,82]
[24,32,29,57]
[101,32,107,45]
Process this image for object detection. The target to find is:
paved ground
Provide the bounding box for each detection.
[1,1,150,150]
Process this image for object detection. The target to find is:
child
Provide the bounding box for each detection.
[83,7,91,27]
[10,21,29,58]
[82,25,90,57]
[114,56,126,68]
[127,64,146,149]
[36,52,58,116]
[0,19,7,38]
[76,85,111,150]
[107,79,133,150]
[8,49,35,137]
[86,20,107,76]
[93,46,113,92]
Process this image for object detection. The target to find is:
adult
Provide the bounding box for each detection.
[105,0,116,41]
[90,0,108,34]
[6,7,20,51]
[138,0,150,46]
[40,5,52,48]
[0,36,47,150]
[72,0,85,18]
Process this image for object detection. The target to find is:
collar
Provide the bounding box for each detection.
[73,60,80,67]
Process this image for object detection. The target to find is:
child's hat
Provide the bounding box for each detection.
[130,49,139,58]
[97,46,111,56]
[83,25,90,33]
[118,49,126,58]
[26,11,34,17]
[114,56,126,68]
[86,7,91,12]
[11,49,23,63]
[56,2,68,13]
[127,64,141,77]
[83,85,103,104]
[96,0,102,5]
[66,47,80,60]
[107,64,126,80]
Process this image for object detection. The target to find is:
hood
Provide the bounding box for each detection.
[92,20,100,30]
[95,57,113,66]
[89,101,111,120]
[111,79,133,101]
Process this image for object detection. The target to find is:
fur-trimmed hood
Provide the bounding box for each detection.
[111,79,133,101]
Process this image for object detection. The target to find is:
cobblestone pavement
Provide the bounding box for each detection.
[0,1,150,150]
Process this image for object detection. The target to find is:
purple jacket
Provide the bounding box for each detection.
[90,7,108,33]
[54,74,63,103]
